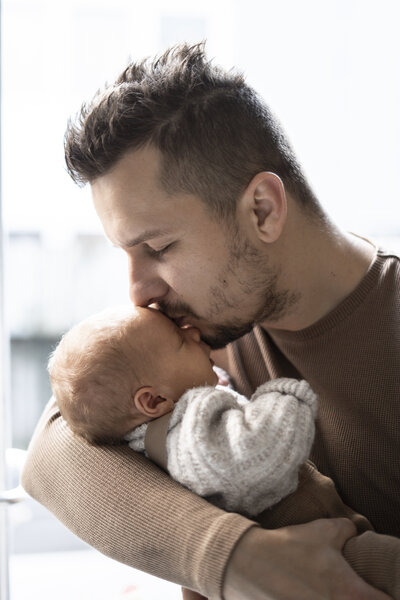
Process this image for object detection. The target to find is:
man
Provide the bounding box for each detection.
[22,43,398,599]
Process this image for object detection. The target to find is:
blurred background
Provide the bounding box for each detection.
[1,0,400,598]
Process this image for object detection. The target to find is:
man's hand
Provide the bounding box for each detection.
[223,519,392,600]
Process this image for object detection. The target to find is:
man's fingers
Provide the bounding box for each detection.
[331,517,358,548]
[224,523,393,600]
[282,519,393,599]
[286,517,358,549]
[319,517,358,550]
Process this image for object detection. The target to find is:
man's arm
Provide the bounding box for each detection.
[182,522,393,600]
[21,398,254,598]
[22,399,391,600]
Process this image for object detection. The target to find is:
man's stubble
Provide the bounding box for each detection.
[158,228,300,349]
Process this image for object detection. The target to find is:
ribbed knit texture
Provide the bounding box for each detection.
[214,249,400,538]
[343,532,400,599]
[22,399,254,599]
[127,379,317,515]
[21,249,400,598]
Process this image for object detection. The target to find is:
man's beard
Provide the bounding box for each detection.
[157,296,256,349]
[158,234,300,349]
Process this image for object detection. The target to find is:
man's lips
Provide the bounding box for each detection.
[173,316,194,328]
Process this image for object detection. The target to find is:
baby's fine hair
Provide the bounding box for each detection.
[48,306,142,444]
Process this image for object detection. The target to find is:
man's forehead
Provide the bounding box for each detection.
[91,147,164,208]
[91,176,179,247]
[91,155,218,247]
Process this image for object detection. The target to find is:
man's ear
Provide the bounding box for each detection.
[238,172,287,243]
[133,386,174,418]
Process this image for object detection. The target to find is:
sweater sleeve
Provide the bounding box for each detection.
[21,397,256,599]
[167,379,317,516]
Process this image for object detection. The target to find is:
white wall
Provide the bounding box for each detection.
[2,0,400,237]
[232,0,400,235]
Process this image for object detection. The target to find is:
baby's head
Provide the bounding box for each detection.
[48,306,218,444]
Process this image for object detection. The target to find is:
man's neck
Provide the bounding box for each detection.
[260,216,376,332]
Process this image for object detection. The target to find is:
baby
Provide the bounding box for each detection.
[49,305,399,600]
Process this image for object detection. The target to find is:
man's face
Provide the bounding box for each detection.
[91,146,287,348]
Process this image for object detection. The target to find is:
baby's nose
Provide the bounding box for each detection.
[184,327,201,343]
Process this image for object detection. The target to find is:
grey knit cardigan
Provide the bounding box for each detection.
[125,378,317,516]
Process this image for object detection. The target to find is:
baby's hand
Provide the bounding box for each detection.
[212,365,234,389]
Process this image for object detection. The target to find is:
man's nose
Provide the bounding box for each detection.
[128,255,169,307]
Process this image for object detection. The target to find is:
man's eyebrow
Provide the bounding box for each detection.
[117,229,172,249]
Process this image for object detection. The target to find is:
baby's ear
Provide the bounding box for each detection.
[133,387,174,418]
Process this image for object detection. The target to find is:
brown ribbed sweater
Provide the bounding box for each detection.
[21,249,400,599]
[215,249,400,538]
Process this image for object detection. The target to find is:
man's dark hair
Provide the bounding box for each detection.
[65,42,322,219]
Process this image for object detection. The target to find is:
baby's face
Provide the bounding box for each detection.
[133,307,218,401]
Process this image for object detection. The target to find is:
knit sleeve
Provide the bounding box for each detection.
[21,397,256,599]
[167,379,317,516]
